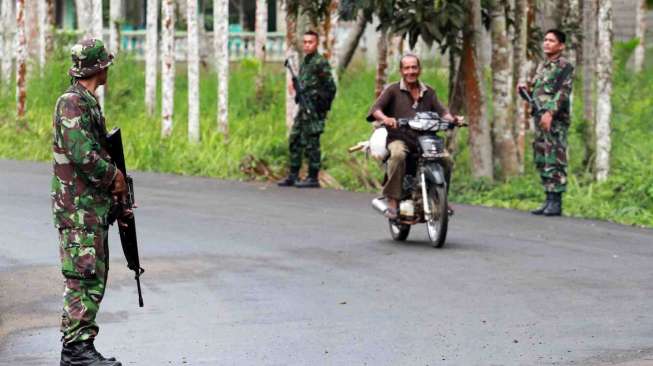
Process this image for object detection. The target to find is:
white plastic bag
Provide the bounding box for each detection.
[369,127,389,161]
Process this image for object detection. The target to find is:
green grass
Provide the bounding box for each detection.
[1,48,652,228]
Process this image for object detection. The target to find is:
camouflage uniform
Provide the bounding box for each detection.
[531,57,574,193]
[288,52,336,176]
[52,39,115,346]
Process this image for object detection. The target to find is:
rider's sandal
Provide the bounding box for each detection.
[384,208,399,220]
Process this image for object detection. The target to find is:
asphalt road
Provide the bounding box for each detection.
[1,159,653,366]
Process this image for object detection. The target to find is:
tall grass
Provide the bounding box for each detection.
[0,48,651,227]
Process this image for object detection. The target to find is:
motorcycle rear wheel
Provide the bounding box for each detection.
[426,185,448,248]
[389,220,411,241]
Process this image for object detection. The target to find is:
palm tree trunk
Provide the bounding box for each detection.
[145,0,159,116]
[188,0,200,143]
[462,0,493,180]
[490,0,519,178]
[215,0,229,138]
[161,0,175,137]
[595,0,612,182]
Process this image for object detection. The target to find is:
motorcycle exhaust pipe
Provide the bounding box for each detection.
[372,197,389,215]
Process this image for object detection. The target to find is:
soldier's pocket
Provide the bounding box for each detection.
[59,228,97,279]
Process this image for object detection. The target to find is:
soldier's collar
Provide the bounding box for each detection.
[544,54,563,66]
[304,52,317,62]
[400,79,428,97]
[72,82,99,107]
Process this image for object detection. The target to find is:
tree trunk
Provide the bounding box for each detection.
[582,0,597,171]
[254,0,267,61]
[161,0,175,137]
[16,0,26,122]
[462,0,493,180]
[188,0,200,142]
[513,0,529,173]
[0,2,4,85]
[110,0,123,54]
[633,0,646,72]
[90,0,104,107]
[337,10,368,78]
[38,0,48,74]
[563,0,580,66]
[490,0,519,178]
[145,0,159,116]
[285,4,298,130]
[46,0,54,54]
[375,27,388,98]
[254,0,267,97]
[322,0,339,71]
[1,0,14,88]
[75,0,92,35]
[446,51,464,153]
[215,0,229,138]
[595,0,612,182]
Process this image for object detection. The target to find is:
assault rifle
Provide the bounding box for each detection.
[518,64,574,122]
[284,58,312,115]
[518,86,545,121]
[106,128,145,308]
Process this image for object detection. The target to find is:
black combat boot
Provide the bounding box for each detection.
[295,170,320,188]
[277,172,299,187]
[61,340,121,366]
[531,192,552,215]
[543,192,562,216]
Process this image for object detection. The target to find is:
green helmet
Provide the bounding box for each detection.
[68,38,114,78]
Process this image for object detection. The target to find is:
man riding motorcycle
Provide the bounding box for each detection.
[366,53,463,219]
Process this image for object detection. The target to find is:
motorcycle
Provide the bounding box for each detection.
[362,112,465,247]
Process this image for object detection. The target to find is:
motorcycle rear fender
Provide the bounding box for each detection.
[423,162,445,185]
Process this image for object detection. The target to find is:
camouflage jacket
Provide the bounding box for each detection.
[531,56,575,123]
[51,82,117,230]
[298,52,336,117]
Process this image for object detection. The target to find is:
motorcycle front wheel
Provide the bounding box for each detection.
[426,184,448,248]
[389,220,411,241]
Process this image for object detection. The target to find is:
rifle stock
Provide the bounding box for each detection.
[106,128,145,308]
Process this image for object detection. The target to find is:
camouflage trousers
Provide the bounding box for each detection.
[533,121,569,193]
[58,226,109,345]
[289,114,325,175]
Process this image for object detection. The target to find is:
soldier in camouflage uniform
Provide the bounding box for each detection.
[522,29,574,216]
[52,38,125,366]
[278,30,336,188]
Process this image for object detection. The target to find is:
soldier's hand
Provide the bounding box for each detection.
[517,83,528,94]
[383,117,398,129]
[112,169,128,203]
[540,111,553,132]
[288,82,295,95]
[454,115,466,126]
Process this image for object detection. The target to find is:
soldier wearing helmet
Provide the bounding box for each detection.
[52,38,126,366]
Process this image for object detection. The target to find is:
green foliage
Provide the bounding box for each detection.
[1,50,652,228]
